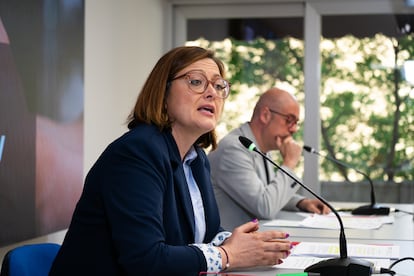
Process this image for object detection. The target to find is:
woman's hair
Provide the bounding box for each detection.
[127,46,226,150]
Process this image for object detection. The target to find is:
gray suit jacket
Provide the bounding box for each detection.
[209,122,304,230]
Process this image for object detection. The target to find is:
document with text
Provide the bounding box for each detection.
[274,256,391,270]
[263,213,394,230]
[290,241,399,259]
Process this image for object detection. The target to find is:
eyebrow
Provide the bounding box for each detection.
[187,70,222,78]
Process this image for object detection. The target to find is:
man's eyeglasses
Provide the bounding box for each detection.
[171,70,231,99]
[268,108,299,128]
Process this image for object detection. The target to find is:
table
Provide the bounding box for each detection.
[226,203,414,276]
[227,238,413,276]
[264,202,414,241]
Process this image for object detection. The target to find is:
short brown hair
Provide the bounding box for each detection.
[127,46,226,150]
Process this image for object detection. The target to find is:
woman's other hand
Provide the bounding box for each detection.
[220,219,292,270]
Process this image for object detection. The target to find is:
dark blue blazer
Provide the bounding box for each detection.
[49,124,223,276]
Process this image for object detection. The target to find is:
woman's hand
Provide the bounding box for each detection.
[220,219,292,270]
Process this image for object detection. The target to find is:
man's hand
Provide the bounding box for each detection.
[297,198,330,215]
[276,136,302,169]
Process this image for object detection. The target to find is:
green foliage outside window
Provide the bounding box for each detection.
[187,33,414,183]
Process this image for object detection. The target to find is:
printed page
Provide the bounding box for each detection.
[274,256,390,270]
[264,213,394,230]
[291,242,399,259]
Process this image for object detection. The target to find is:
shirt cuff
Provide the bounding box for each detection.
[192,231,232,272]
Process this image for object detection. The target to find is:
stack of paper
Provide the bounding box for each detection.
[290,242,399,259]
[264,213,394,230]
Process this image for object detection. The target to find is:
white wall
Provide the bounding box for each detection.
[84,0,167,175]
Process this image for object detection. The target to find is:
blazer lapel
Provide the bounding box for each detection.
[191,149,222,242]
[165,132,196,240]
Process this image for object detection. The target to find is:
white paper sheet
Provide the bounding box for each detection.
[263,213,394,230]
[291,242,399,259]
[274,256,391,270]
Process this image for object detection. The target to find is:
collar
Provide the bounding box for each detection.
[183,146,198,165]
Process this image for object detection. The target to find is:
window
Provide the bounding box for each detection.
[170,0,414,200]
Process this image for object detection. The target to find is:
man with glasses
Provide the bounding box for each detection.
[209,87,329,230]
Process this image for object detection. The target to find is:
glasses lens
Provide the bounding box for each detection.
[269,108,299,127]
[213,79,229,98]
[287,116,299,127]
[185,71,229,98]
[187,73,207,94]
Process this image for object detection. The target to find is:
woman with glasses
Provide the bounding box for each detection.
[49,46,292,276]
[209,87,330,231]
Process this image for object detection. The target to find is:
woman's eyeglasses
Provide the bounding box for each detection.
[268,108,300,128]
[171,70,231,99]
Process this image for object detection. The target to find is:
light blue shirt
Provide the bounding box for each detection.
[184,146,232,272]
[183,146,206,243]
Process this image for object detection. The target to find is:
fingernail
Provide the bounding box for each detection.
[285,233,290,238]
[278,259,284,264]
[251,218,258,223]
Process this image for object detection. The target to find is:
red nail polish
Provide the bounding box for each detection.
[278,259,284,264]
